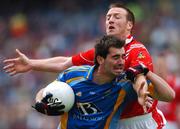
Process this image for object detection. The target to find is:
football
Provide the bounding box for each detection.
[43,80,75,112]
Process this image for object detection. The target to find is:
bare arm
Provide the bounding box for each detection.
[3,49,73,75]
[147,71,175,102]
[30,56,73,72]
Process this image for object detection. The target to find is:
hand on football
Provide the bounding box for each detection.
[32,93,65,116]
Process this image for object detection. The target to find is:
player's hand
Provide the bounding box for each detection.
[125,63,149,82]
[32,93,65,116]
[3,49,32,76]
[137,82,150,113]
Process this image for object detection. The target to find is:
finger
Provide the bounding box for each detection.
[146,98,153,105]
[146,91,150,94]
[51,104,65,110]
[138,82,146,95]
[3,59,16,64]
[141,81,145,87]
[146,96,153,101]
[4,67,15,73]
[46,93,53,98]
[3,63,14,70]
[49,102,65,108]
[42,93,53,103]
[144,91,150,96]
[9,71,17,76]
[145,101,152,108]
[50,111,64,116]
[48,101,62,106]
[143,105,147,113]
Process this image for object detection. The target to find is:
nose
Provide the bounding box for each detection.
[117,58,125,65]
[109,16,114,24]
[109,20,114,24]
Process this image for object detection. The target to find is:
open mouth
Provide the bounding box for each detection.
[109,26,115,30]
[114,65,124,71]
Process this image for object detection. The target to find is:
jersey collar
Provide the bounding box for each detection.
[86,66,95,81]
[125,35,133,45]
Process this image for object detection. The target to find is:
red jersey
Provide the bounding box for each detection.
[72,35,153,71]
[72,35,165,128]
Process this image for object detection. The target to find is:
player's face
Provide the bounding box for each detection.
[103,47,125,76]
[106,7,131,39]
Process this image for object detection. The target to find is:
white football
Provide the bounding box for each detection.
[43,80,75,112]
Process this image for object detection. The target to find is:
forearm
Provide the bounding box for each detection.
[32,56,70,63]
[30,57,73,72]
[147,71,175,102]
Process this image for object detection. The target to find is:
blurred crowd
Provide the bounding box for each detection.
[0,0,179,129]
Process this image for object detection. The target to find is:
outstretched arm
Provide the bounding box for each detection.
[3,49,73,75]
[29,56,72,72]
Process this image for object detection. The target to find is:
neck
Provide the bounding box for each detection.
[93,68,115,85]
[118,32,131,40]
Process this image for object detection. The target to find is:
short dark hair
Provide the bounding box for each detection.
[94,35,125,68]
[109,3,135,26]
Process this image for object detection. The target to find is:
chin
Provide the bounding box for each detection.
[114,71,122,75]
[107,31,118,36]
[108,32,120,38]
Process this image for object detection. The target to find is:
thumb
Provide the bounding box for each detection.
[138,81,145,95]
[140,81,145,89]
[16,49,23,56]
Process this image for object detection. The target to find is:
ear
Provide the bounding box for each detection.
[97,55,104,65]
[127,21,133,30]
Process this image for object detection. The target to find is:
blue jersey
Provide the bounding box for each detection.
[57,65,137,129]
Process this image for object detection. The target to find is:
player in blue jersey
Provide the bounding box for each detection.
[33,35,175,129]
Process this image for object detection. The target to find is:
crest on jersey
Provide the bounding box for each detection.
[137,52,145,59]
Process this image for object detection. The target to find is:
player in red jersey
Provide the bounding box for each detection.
[3,3,167,129]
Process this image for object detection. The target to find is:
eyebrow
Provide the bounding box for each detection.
[106,13,121,16]
[112,54,120,58]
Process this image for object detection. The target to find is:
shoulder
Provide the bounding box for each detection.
[63,65,92,77]
[64,65,92,73]
[58,65,92,82]
[126,40,148,52]
[72,48,95,65]
[125,39,151,59]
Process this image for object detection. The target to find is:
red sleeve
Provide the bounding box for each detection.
[72,48,95,66]
[125,45,153,71]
